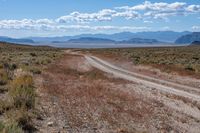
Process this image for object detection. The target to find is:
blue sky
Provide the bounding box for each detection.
[0,0,199,37]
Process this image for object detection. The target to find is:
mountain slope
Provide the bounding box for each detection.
[190,41,200,46]
[118,38,161,44]
[175,32,200,44]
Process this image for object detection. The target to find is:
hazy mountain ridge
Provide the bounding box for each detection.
[118,38,161,44]
[27,31,191,43]
[66,37,166,45]
[68,37,116,43]
[0,36,34,44]
[175,32,200,44]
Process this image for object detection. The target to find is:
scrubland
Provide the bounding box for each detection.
[1,42,200,132]
[0,42,63,132]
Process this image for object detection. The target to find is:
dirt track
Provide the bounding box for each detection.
[85,55,200,102]
[36,51,200,133]
[85,55,200,121]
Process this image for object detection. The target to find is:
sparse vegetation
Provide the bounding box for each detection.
[0,42,64,132]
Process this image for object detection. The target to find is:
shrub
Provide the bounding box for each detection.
[10,75,33,89]
[185,65,195,71]
[6,108,33,131]
[2,122,23,133]
[0,69,9,85]
[30,53,37,57]
[9,75,35,109]
[0,100,12,114]
[29,67,41,75]
[0,121,5,131]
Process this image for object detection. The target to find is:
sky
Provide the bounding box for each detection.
[0,0,199,38]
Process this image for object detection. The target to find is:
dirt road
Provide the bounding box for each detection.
[85,55,200,102]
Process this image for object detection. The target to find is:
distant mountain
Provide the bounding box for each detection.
[27,31,191,43]
[65,37,166,45]
[0,36,34,44]
[118,38,161,44]
[175,32,200,44]
[107,31,191,42]
[28,36,70,43]
[67,37,116,44]
[190,41,200,46]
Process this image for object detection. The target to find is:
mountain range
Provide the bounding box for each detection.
[26,31,191,43]
[66,37,165,45]
[1,31,199,46]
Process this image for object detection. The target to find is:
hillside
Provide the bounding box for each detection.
[190,41,200,46]
[175,32,200,44]
[118,38,161,44]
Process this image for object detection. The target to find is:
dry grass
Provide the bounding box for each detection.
[38,54,158,132]
[9,75,35,109]
[0,42,64,132]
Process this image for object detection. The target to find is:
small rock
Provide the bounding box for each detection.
[47,121,54,127]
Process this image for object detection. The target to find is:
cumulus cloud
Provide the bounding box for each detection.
[0,1,199,32]
[186,5,200,12]
[55,1,200,23]
[0,19,55,30]
[112,10,140,19]
[116,1,199,19]
[56,9,116,23]
[0,18,150,32]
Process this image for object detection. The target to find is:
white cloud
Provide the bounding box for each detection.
[143,20,153,23]
[56,1,200,23]
[122,1,186,11]
[186,5,200,12]
[116,1,199,20]
[0,1,199,33]
[0,18,150,32]
[192,26,200,31]
[56,9,116,23]
[112,10,140,19]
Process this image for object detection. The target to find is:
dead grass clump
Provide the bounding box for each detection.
[9,75,35,109]
[0,121,23,133]
[0,100,12,114]
[0,75,37,132]
[0,69,9,86]
[5,107,34,131]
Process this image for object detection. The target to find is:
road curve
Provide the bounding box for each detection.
[85,55,200,102]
